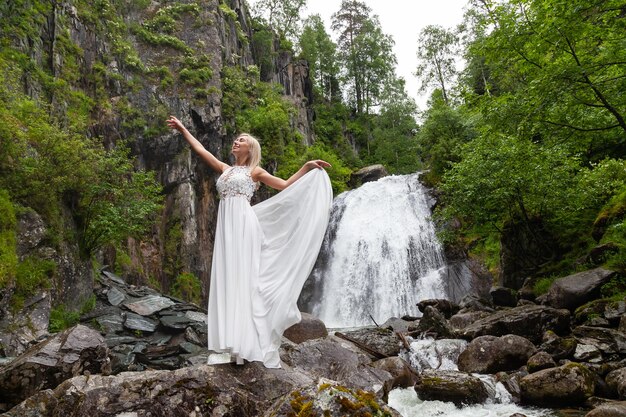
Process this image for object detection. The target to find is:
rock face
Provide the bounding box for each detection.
[544,268,616,310]
[520,363,595,406]
[457,304,570,343]
[457,334,536,374]
[0,325,110,411]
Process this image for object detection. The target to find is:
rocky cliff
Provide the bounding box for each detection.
[11,0,313,301]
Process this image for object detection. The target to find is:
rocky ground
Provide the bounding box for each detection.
[1,266,626,416]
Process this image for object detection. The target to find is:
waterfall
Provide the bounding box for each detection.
[305,173,449,328]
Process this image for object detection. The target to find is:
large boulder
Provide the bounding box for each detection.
[414,369,489,406]
[457,304,570,344]
[526,351,556,373]
[539,330,577,360]
[413,305,455,338]
[417,299,460,318]
[585,401,626,417]
[283,313,328,344]
[279,336,392,392]
[349,164,389,186]
[544,268,616,311]
[370,356,419,400]
[490,286,518,307]
[520,362,595,406]
[606,367,626,399]
[0,325,110,412]
[457,334,536,374]
[335,327,401,358]
[573,326,626,356]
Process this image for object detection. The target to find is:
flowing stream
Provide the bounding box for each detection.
[306,173,450,327]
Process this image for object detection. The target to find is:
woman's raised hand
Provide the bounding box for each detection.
[305,159,332,170]
[167,116,186,132]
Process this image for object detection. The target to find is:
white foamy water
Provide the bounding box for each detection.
[309,174,447,327]
[391,337,556,417]
[388,388,556,417]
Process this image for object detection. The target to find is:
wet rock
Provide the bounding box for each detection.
[458,334,536,374]
[283,312,328,344]
[414,369,489,406]
[381,316,417,333]
[457,304,570,344]
[490,286,518,307]
[124,295,176,316]
[527,352,556,373]
[370,356,419,400]
[539,331,577,360]
[417,299,460,318]
[414,305,455,338]
[0,325,110,412]
[585,401,626,417]
[458,294,494,312]
[496,371,524,403]
[449,310,491,330]
[336,327,401,357]
[606,367,626,399]
[349,164,389,186]
[573,325,626,355]
[544,268,616,311]
[520,362,595,406]
[280,336,391,393]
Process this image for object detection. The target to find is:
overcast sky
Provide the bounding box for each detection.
[249,0,469,111]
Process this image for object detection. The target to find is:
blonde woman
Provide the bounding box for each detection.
[167,116,332,368]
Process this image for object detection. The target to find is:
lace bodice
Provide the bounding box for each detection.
[216,165,256,201]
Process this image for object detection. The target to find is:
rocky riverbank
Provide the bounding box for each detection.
[1,266,625,416]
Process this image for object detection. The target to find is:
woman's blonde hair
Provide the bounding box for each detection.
[237,133,261,169]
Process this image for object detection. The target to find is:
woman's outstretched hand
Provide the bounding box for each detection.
[167,116,186,132]
[305,159,332,170]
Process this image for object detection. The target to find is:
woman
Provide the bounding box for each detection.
[166,116,333,368]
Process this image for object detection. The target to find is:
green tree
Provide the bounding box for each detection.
[299,14,340,101]
[415,25,459,105]
[252,0,307,44]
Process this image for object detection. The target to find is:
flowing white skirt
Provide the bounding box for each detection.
[206,169,333,368]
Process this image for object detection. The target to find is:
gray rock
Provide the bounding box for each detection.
[539,331,577,360]
[585,401,626,417]
[184,310,207,323]
[457,334,536,374]
[417,299,460,318]
[606,367,626,399]
[106,286,126,306]
[527,352,556,373]
[123,313,157,333]
[95,314,124,334]
[123,295,175,316]
[449,310,491,330]
[414,305,455,338]
[458,304,570,344]
[0,290,50,357]
[544,268,616,311]
[574,344,603,363]
[159,314,193,329]
[574,326,626,355]
[370,356,419,397]
[520,362,595,406]
[336,327,401,357]
[349,164,389,186]
[0,325,110,412]
[415,369,489,406]
[283,312,328,344]
[280,336,391,393]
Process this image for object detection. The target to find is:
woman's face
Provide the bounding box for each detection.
[231,136,250,159]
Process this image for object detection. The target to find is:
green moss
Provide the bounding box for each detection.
[533,276,556,295]
[0,190,17,288]
[170,272,202,304]
[11,257,55,312]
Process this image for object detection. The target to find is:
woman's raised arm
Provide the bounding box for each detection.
[253,160,331,191]
[167,116,229,173]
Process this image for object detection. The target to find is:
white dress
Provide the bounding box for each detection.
[206,165,333,368]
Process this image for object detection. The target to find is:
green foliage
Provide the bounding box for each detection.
[416,25,459,104]
[11,257,55,312]
[0,190,17,288]
[601,274,626,299]
[77,146,163,257]
[49,304,80,333]
[533,276,556,296]
[276,142,353,195]
[170,272,202,304]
